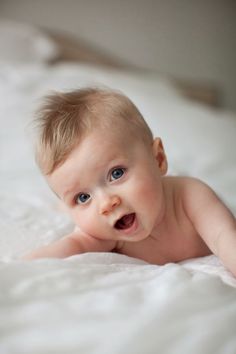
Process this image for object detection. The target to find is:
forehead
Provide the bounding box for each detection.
[80,128,134,160]
[47,129,138,195]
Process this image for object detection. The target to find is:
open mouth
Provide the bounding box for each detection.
[114,213,136,230]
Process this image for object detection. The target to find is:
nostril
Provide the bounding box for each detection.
[101,209,109,216]
[100,195,121,215]
[112,200,118,208]
[100,202,112,215]
[112,196,121,207]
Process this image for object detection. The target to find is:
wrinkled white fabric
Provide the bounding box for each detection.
[0,253,236,354]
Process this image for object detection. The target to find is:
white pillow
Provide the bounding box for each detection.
[0,20,59,63]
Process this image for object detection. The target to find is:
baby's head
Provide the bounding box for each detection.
[35,87,168,241]
[35,87,154,176]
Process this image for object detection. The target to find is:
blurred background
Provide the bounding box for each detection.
[0,0,235,111]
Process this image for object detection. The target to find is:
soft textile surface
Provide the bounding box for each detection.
[1,253,236,354]
[1,62,236,353]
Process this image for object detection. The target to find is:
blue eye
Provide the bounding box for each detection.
[110,168,125,181]
[76,193,91,204]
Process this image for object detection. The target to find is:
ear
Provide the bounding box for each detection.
[152,138,168,175]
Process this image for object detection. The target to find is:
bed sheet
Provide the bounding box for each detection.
[1,62,236,354]
[0,253,236,354]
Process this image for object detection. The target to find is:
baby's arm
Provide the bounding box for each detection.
[183,178,236,275]
[23,229,116,260]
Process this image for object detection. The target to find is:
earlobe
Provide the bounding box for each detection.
[152,137,168,175]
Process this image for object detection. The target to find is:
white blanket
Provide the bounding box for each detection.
[1,62,236,354]
[1,254,236,354]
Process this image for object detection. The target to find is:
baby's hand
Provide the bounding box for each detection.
[22,228,116,260]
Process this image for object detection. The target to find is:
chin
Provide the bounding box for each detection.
[118,230,149,243]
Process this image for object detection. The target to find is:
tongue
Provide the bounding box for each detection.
[115,213,135,230]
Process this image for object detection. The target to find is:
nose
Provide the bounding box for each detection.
[99,194,121,215]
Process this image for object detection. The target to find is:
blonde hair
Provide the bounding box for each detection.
[35,87,153,175]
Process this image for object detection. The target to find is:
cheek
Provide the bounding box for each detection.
[128,174,162,209]
[131,172,159,197]
[139,186,158,209]
[70,209,95,232]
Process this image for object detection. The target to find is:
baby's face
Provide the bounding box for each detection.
[47,129,167,242]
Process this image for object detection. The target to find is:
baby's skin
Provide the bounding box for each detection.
[24,128,236,276]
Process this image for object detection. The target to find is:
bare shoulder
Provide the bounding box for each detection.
[164,175,219,210]
[178,176,216,197]
[173,176,224,219]
[164,175,213,195]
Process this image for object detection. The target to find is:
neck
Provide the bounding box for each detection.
[151,178,168,238]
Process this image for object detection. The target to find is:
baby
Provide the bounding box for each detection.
[24,87,236,276]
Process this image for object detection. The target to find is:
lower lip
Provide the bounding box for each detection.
[119,214,138,235]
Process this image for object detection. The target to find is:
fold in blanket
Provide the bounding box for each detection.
[0,253,236,354]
